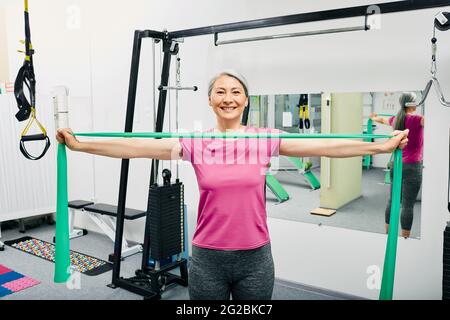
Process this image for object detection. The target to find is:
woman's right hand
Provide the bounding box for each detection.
[56,128,81,151]
[369,112,377,120]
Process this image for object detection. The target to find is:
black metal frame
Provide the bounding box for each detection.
[169,0,450,39]
[108,0,450,299]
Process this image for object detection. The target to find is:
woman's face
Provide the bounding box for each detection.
[209,75,248,122]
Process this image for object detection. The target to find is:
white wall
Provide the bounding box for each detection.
[0,6,9,82]
[4,0,450,299]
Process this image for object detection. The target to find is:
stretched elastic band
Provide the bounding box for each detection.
[55,133,402,301]
[73,132,393,139]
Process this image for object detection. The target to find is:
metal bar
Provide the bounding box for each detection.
[410,80,433,106]
[140,29,166,39]
[215,25,367,45]
[111,30,142,286]
[150,41,173,186]
[432,77,450,107]
[114,278,158,299]
[169,0,450,39]
[159,86,198,91]
[142,40,174,271]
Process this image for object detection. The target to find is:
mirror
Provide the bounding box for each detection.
[246,91,424,239]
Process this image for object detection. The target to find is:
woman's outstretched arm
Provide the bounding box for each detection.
[369,112,391,126]
[279,129,408,158]
[56,128,182,160]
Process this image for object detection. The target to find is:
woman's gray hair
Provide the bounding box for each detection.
[394,92,417,130]
[208,70,249,97]
[399,92,417,108]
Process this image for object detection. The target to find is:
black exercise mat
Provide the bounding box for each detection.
[4,236,113,276]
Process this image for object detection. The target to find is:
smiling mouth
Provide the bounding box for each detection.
[220,107,237,111]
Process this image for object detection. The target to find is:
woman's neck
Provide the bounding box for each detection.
[405,107,416,114]
[215,119,244,132]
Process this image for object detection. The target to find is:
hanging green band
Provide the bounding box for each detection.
[379,148,403,300]
[55,143,71,283]
[55,131,402,300]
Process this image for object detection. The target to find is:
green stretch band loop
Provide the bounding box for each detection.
[55,131,401,301]
[73,132,392,139]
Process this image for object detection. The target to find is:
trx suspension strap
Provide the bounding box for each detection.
[297,94,310,130]
[14,0,51,160]
[304,94,310,129]
[298,94,305,130]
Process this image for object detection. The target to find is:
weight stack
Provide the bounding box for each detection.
[147,181,184,261]
[444,221,450,300]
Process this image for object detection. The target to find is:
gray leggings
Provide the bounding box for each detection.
[188,243,274,300]
[385,161,423,231]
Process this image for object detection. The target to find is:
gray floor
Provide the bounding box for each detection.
[0,224,360,300]
[266,167,422,239]
[0,167,419,300]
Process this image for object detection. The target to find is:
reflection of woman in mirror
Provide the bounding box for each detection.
[371,92,424,239]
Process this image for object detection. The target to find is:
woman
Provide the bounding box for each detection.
[57,70,408,300]
[370,92,424,239]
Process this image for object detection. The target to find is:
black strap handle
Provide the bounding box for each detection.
[305,118,310,129]
[19,134,51,160]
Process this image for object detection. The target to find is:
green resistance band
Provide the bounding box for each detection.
[378,113,395,117]
[74,132,391,139]
[55,143,70,283]
[55,132,402,300]
[379,148,402,300]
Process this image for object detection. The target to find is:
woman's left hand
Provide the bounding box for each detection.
[382,129,409,153]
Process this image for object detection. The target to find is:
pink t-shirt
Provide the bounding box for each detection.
[389,114,424,163]
[180,127,281,250]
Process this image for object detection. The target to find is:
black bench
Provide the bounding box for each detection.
[83,203,146,220]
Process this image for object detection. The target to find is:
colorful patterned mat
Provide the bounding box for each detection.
[4,236,112,276]
[0,264,40,298]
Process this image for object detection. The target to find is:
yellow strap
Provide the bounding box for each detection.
[24,0,28,12]
[21,107,48,137]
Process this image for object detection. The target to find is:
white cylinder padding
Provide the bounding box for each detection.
[52,86,69,129]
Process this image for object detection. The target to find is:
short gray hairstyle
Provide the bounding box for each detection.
[208,70,249,97]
